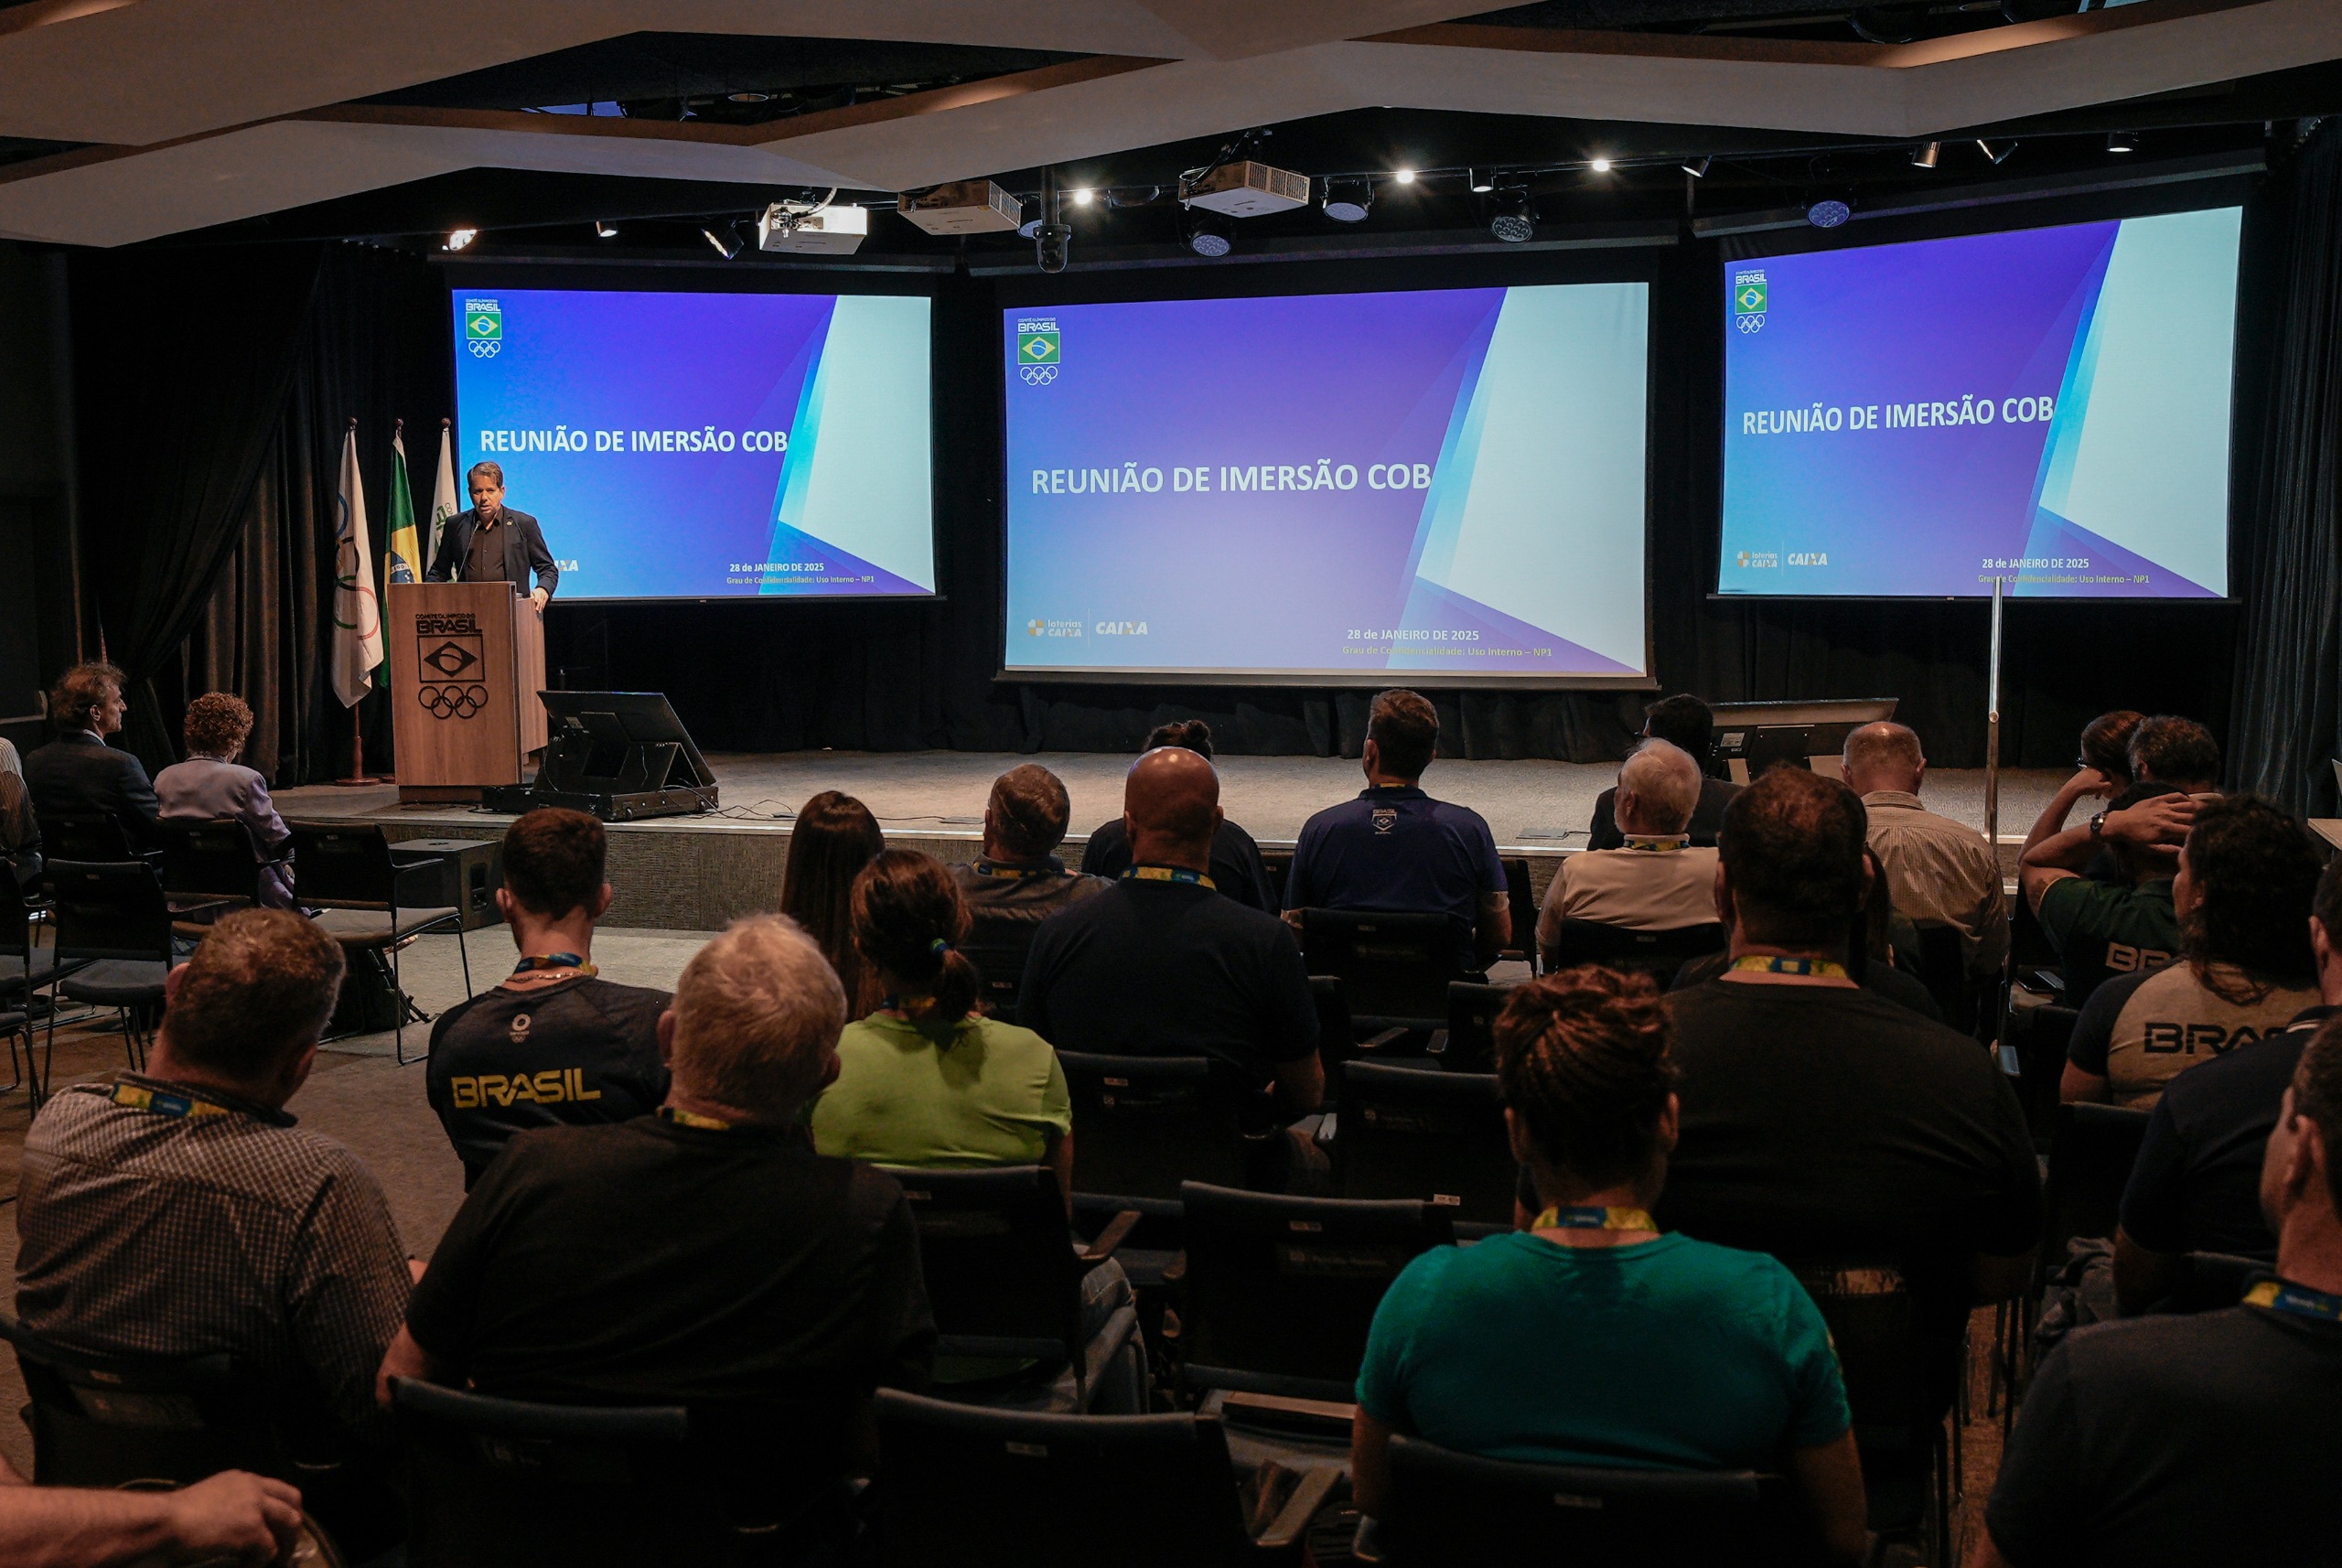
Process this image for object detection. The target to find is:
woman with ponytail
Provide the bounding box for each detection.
[811,850,1074,1196]
[1348,966,1868,1565]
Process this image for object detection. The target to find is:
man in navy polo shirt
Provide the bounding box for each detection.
[1284,689,1509,969]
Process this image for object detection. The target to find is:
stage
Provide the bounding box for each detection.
[275,752,2069,932]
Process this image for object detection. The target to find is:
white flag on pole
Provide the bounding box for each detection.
[430,421,462,575]
[331,424,384,708]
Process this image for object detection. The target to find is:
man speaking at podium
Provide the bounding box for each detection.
[426,460,559,608]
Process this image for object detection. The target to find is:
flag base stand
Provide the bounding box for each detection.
[334,702,384,787]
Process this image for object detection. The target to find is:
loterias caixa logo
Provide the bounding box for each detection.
[1016,317,1059,385]
[464,298,502,358]
[415,611,489,720]
[1732,271,1767,335]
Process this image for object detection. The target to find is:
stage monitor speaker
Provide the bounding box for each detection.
[486,692,719,822]
[1709,699,1899,783]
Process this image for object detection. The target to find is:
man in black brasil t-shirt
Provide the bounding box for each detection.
[1981,1018,2342,1568]
[425,809,669,1187]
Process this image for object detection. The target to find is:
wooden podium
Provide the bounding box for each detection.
[386,583,547,803]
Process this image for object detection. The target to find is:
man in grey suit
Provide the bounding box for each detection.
[424,461,559,607]
[23,662,158,847]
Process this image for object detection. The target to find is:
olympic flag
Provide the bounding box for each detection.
[331,424,383,707]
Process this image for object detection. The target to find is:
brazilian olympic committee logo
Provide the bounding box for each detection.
[415,612,489,720]
[1732,271,1767,335]
[464,298,502,359]
[1016,318,1059,386]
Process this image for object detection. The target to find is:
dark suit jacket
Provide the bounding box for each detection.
[1586,776,1742,851]
[24,732,160,844]
[425,507,559,597]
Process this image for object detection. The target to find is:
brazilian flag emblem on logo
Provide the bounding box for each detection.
[1733,279,1767,315]
[463,299,503,359]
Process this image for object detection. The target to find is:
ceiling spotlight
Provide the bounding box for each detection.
[1392,166,1416,185]
[1911,141,1940,169]
[1806,196,1853,229]
[725,90,773,104]
[1488,188,1537,243]
[2107,130,2137,153]
[1035,220,1072,274]
[1181,208,1232,258]
[702,222,744,260]
[1681,156,1712,178]
[594,220,619,239]
[1321,177,1373,223]
[1071,187,1095,207]
[1976,138,2017,165]
[444,227,478,252]
[1588,156,1613,173]
[1468,167,1495,192]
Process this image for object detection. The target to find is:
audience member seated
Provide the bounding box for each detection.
[1022,746,1323,1120]
[0,1459,303,1568]
[1976,1021,2342,1568]
[2115,855,2342,1312]
[1351,967,1865,1566]
[154,693,294,908]
[0,735,37,887]
[1661,768,2041,1340]
[955,764,1108,940]
[2025,710,2145,892]
[2081,709,2144,789]
[15,912,409,1463]
[2127,713,2222,793]
[22,661,157,845]
[1586,694,1741,851]
[424,809,670,1188]
[781,789,886,1016]
[1079,720,1278,910]
[1284,689,1509,969]
[1537,739,1719,969]
[1842,721,2007,981]
[1672,845,1945,1025]
[2062,796,2321,1112]
[380,915,934,1492]
[813,850,1144,1410]
[2021,780,2193,1007]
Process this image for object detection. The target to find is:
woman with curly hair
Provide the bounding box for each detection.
[154,693,294,908]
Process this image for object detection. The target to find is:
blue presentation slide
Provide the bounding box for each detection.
[1001,283,1652,682]
[451,288,936,600]
[1720,206,2241,598]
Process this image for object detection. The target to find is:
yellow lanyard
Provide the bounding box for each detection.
[1531,1206,1657,1232]
[1729,954,1849,980]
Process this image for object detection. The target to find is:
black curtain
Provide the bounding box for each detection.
[2230,122,2342,814]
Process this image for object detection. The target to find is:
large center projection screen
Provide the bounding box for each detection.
[1001,284,1651,682]
[450,288,936,601]
[1719,206,2241,598]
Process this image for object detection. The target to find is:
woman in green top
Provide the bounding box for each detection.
[811,850,1074,1197]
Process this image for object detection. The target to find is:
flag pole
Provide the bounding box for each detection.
[333,415,384,786]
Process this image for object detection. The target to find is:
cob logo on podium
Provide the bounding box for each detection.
[464,299,503,358]
[1016,318,1059,385]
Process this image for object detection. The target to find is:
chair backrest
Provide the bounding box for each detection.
[2175,1251,2268,1313]
[2040,1102,2154,1271]
[872,1390,1251,1568]
[44,858,173,962]
[1259,848,1295,903]
[0,1311,279,1487]
[961,916,1040,1026]
[1441,981,1509,1073]
[881,1165,1081,1365]
[1336,1062,1516,1222]
[1058,1051,1247,1199]
[1785,1262,1946,1442]
[0,866,33,964]
[1550,918,1726,982]
[153,817,264,904]
[1300,908,1464,1028]
[286,822,397,909]
[2004,1002,2079,1150]
[1500,856,1536,969]
[1177,1181,1453,1399]
[38,812,140,862]
[1912,922,1984,1036]
[1381,1434,1802,1568]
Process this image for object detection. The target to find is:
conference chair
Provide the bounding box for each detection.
[1174,1183,1453,1407]
[2036,1101,2154,1293]
[1259,849,1295,901]
[871,1391,1336,1568]
[36,811,151,864]
[1299,909,1467,1033]
[961,917,1042,1026]
[1333,1062,1516,1227]
[1373,1436,1810,1568]
[40,857,177,1086]
[1438,981,1508,1073]
[1913,923,1990,1038]
[286,821,470,1063]
[391,1379,838,1568]
[1546,917,1726,984]
[1499,856,1538,972]
[2003,1001,2080,1151]
[0,868,83,1096]
[882,1164,1144,1413]
[1058,1051,1252,1200]
[153,816,284,930]
[1308,975,1413,1069]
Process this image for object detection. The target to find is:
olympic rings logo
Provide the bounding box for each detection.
[420,683,489,720]
[468,341,501,358]
[1019,364,1058,386]
[1735,314,1765,335]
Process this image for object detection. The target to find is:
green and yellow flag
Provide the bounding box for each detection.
[385,422,422,585]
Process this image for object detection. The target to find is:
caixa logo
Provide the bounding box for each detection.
[1094,620,1149,636]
